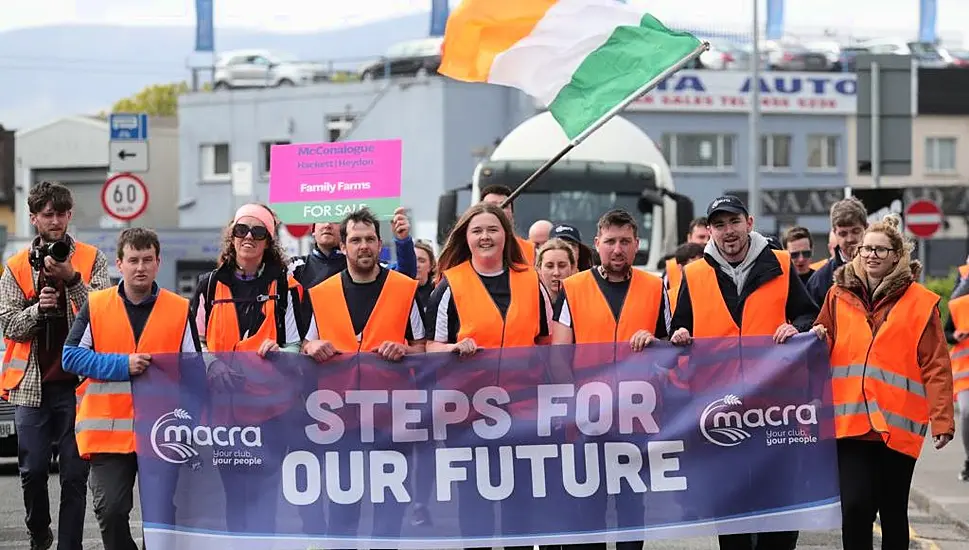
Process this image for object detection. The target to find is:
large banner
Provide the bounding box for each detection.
[132,335,840,549]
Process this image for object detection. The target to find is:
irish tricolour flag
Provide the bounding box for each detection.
[439,0,703,139]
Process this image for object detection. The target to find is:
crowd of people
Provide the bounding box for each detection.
[0,179,967,550]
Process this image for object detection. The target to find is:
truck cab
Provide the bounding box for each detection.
[437,112,693,271]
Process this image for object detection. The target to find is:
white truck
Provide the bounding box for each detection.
[436,111,694,271]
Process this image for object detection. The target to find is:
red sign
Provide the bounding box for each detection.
[904,199,943,239]
[285,224,313,238]
[101,173,149,222]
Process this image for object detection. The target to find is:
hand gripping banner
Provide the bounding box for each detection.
[132,334,840,549]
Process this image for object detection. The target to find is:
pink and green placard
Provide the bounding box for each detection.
[268,139,402,223]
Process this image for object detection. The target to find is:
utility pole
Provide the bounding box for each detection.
[747,0,761,223]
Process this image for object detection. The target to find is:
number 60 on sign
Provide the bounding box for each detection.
[101,173,150,222]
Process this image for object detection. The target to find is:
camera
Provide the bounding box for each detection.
[29,240,70,271]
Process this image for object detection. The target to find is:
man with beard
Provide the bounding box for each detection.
[550,209,667,550]
[0,181,111,550]
[669,195,818,550]
[300,208,426,539]
[806,197,868,307]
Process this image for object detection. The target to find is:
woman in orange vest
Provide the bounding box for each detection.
[424,201,551,550]
[810,213,954,550]
[944,276,969,481]
[191,203,304,535]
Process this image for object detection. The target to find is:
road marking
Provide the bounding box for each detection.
[872,518,941,549]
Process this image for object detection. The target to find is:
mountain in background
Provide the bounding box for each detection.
[0,13,429,130]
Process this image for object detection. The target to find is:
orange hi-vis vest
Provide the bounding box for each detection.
[959,264,969,281]
[685,250,791,338]
[665,258,683,315]
[74,287,188,459]
[1,242,98,400]
[563,269,663,344]
[830,282,939,459]
[444,261,541,348]
[309,270,418,353]
[809,258,829,272]
[949,294,969,397]
[516,236,536,266]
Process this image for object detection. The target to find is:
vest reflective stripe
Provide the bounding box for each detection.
[684,250,791,338]
[959,264,969,280]
[444,261,540,348]
[517,236,536,266]
[830,282,938,459]
[206,280,279,351]
[949,295,969,396]
[562,269,663,344]
[1,242,99,398]
[809,258,829,271]
[309,270,418,353]
[75,287,188,458]
[665,259,682,315]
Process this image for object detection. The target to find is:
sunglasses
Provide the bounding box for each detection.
[232,223,270,241]
[789,250,813,260]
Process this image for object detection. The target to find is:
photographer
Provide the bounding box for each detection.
[0,181,110,550]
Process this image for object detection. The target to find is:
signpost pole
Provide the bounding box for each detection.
[747,0,761,224]
[918,238,927,283]
[871,61,881,188]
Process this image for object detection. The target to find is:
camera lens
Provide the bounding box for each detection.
[48,241,70,263]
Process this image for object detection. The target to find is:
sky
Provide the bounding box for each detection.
[1,0,968,43]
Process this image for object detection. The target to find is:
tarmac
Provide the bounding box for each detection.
[908,436,969,547]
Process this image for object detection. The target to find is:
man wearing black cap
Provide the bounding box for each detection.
[549,223,595,271]
[669,195,818,550]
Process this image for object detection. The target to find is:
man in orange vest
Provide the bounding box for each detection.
[670,195,819,550]
[301,208,426,539]
[0,181,110,550]
[61,228,200,550]
[551,208,668,550]
[480,184,537,265]
[945,277,969,481]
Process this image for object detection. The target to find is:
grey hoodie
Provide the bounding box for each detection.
[704,231,770,295]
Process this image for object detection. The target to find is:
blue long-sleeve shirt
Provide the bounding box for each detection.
[62,283,201,381]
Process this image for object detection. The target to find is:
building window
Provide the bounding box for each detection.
[760,135,792,170]
[807,135,839,170]
[260,140,291,175]
[925,137,956,173]
[661,134,735,171]
[200,143,230,181]
[327,114,355,142]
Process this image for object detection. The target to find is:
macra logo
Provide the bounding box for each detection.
[150,409,263,464]
[699,394,818,447]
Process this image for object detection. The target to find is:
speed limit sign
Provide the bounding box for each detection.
[101,173,149,221]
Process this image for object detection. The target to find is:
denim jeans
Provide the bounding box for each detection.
[15,382,89,550]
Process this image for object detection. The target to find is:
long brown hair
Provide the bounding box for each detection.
[437,202,526,277]
[217,202,288,269]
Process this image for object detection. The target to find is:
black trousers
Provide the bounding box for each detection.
[89,453,140,550]
[837,438,917,550]
[717,531,799,550]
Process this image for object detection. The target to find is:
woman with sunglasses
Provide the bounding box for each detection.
[810,213,954,550]
[191,203,303,534]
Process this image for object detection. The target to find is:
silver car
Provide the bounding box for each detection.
[213,49,329,90]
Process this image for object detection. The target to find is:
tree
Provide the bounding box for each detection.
[109,81,206,117]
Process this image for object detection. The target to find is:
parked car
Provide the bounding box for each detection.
[359,37,443,80]
[213,49,329,90]
[835,46,869,72]
[764,42,829,71]
[857,38,950,68]
[692,39,755,70]
[0,397,15,458]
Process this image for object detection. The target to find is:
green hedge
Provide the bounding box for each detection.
[925,271,957,322]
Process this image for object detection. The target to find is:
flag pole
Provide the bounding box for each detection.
[501,40,710,208]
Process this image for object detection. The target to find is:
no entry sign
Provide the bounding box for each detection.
[904,199,943,239]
